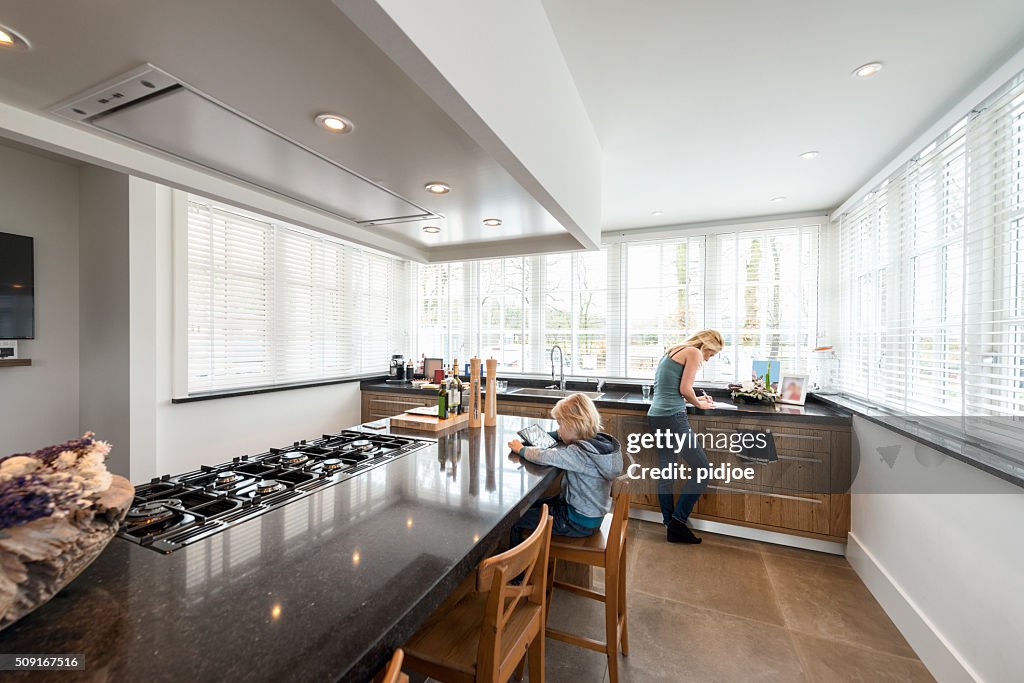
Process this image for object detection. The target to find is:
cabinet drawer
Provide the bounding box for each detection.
[367,394,435,412]
[497,401,552,419]
[755,490,830,535]
[701,423,831,454]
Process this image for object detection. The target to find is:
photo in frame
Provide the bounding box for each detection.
[777,373,809,405]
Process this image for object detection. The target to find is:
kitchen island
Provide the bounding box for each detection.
[0,415,557,682]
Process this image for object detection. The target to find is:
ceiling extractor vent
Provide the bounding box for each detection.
[50,64,439,226]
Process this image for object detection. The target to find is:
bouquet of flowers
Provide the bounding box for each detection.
[1,433,132,632]
[728,376,780,404]
[0,433,113,530]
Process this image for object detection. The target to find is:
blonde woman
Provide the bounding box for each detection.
[647,329,723,544]
[508,393,623,546]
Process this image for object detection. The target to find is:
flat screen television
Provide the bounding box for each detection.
[0,232,34,339]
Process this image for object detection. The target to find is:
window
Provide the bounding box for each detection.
[411,220,821,383]
[835,68,1024,456]
[186,196,405,395]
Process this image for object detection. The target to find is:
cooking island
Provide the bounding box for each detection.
[0,415,557,683]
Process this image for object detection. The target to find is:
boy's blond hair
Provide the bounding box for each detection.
[551,393,603,441]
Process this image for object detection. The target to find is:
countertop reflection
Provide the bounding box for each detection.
[0,415,557,683]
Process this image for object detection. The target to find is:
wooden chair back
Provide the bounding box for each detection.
[606,476,631,563]
[380,649,407,683]
[475,504,553,681]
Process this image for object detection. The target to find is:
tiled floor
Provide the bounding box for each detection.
[534,520,934,683]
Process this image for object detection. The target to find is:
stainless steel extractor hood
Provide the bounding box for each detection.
[51,64,438,226]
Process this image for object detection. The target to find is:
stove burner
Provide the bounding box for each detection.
[350,439,373,452]
[215,471,241,486]
[255,480,285,495]
[278,451,309,466]
[322,458,345,472]
[126,499,181,525]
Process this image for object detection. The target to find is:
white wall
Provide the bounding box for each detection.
[849,416,1024,683]
[0,143,80,455]
[131,181,363,481]
[78,166,131,477]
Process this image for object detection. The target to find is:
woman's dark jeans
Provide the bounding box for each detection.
[646,412,710,525]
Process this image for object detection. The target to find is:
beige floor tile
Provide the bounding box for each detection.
[790,632,935,682]
[619,591,808,682]
[757,540,851,569]
[543,588,610,683]
[763,554,916,658]
[631,532,785,626]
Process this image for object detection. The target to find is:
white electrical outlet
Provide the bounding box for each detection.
[0,340,17,359]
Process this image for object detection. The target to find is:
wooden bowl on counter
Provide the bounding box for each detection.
[0,475,134,631]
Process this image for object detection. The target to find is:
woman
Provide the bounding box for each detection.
[646,329,723,544]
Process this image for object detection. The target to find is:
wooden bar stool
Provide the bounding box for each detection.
[402,505,553,683]
[545,478,631,683]
[379,649,408,683]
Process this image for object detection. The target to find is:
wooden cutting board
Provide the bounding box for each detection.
[389,411,470,432]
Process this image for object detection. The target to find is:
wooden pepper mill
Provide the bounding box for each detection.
[469,357,482,428]
[484,358,497,426]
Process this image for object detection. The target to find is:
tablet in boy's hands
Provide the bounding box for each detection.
[517,424,557,449]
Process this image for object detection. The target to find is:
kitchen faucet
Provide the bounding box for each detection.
[550,345,566,391]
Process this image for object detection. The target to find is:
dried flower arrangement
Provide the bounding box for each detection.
[728,376,780,404]
[0,433,133,631]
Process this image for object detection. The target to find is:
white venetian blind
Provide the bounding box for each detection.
[835,66,1024,448]
[411,221,820,383]
[186,196,403,395]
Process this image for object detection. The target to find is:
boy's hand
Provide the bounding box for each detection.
[508,439,524,455]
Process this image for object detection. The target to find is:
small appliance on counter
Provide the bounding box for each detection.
[386,354,408,383]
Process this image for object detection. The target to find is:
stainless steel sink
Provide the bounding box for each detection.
[508,388,604,400]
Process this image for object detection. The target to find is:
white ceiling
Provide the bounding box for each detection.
[541,0,1024,231]
[0,0,570,254]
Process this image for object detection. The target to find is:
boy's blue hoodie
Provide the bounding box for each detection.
[521,432,623,527]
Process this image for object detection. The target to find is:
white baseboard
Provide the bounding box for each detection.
[846,532,979,683]
[628,508,846,555]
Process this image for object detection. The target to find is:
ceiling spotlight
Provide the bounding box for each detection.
[314,113,354,134]
[422,226,441,234]
[799,151,819,160]
[852,62,884,79]
[482,218,502,227]
[424,182,451,195]
[770,196,786,203]
[0,24,30,49]
[651,210,664,216]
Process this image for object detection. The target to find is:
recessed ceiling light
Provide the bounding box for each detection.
[852,62,884,79]
[0,24,30,49]
[651,210,664,216]
[422,226,441,234]
[314,113,354,134]
[424,182,451,195]
[799,150,819,160]
[482,218,502,227]
[770,196,786,203]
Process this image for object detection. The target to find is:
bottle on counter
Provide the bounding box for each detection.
[452,359,464,413]
[406,356,414,380]
[437,382,448,419]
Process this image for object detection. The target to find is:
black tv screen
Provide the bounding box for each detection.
[0,232,34,339]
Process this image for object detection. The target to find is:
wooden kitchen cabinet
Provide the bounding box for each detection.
[361,391,437,423]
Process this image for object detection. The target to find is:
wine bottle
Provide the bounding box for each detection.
[437,382,448,419]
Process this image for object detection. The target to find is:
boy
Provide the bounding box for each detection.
[508,393,623,545]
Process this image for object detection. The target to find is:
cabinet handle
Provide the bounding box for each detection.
[773,433,824,441]
[777,454,823,464]
[761,491,822,504]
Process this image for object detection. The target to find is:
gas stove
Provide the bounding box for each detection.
[118,430,433,554]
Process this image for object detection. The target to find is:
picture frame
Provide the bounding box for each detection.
[777,373,809,405]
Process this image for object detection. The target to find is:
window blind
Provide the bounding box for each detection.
[186,197,402,395]
[411,220,820,383]
[835,67,1024,447]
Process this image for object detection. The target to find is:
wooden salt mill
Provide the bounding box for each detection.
[469,357,482,428]
[484,357,497,426]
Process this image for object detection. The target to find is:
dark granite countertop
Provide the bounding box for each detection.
[0,415,558,682]
[362,381,852,427]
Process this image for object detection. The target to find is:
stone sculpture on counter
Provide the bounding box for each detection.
[0,433,133,631]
